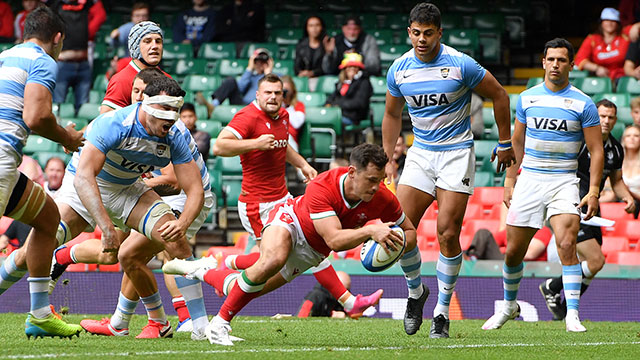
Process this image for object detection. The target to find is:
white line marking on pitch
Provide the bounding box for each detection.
[3,341,640,359]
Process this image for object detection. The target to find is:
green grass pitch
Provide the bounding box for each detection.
[2,313,639,359]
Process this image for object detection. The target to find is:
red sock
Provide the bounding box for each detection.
[218,282,260,322]
[172,297,190,322]
[203,268,239,294]
[234,253,260,269]
[313,264,348,300]
[55,237,86,265]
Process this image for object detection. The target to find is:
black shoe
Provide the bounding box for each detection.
[539,279,566,320]
[403,284,429,335]
[48,260,69,295]
[429,314,450,338]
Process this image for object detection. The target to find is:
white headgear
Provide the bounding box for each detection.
[142,95,184,121]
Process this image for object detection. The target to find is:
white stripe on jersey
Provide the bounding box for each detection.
[0,93,23,112]
[412,104,471,132]
[412,127,473,147]
[225,126,243,140]
[394,66,463,85]
[114,137,173,160]
[525,136,583,154]
[521,93,586,113]
[0,66,28,84]
[0,119,28,139]
[0,46,43,61]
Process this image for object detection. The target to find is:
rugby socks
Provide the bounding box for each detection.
[218,271,264,322]
[502,263,524,310]
[174,256,208,332]
[562,264,582,311]
[110,292,138,329]
[312,260,356,310]
[0,251,27,295]
[549,260,593,297]
[28,277,52,318]
[225,253,260,270]
[140,292,167,325]
[171,296,190,323]
[203,268,240,295]
[434,252,462,318]
[399,246,423,299]
[54,237,86,266]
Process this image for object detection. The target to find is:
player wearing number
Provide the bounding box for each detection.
[482,38,604,333]
[164,143,415,345]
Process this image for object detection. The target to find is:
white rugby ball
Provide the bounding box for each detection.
[360,225,406,272]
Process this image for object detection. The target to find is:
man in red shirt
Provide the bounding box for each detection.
[164,143,414,345]
[100,21,167,113]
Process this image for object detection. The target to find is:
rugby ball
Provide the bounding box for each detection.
[360,225,406,272]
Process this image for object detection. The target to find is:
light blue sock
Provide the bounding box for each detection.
[28,277,52,318]
[110,292,138,329]
[399,246,423,299]
[563,264,582,311]
[174,256,208,333]
[140,292,167,324]
[503,262,524,302]
[434,252,462,318]
[0,251,27,295]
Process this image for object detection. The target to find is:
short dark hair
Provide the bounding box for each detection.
[303,15,326,39]
[343,16,362,27]
[596,99,617,112]
[543,38,575,62]
[132,2,150,12]
[23,6,65,42]
[180,102,195,114]
[134,67,165,85]
[143,76,186,97]
[257,73,283,88]
[409,2,441,29]
[349,143,388,170]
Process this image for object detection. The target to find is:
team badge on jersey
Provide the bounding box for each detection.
[441,68,450,78]
[156,144,167,156]
[280,212,294,224]
[266,122,271,129]
[564,99,573,108]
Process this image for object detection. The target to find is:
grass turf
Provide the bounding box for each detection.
[1,313,639,359]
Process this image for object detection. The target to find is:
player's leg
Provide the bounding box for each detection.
[158,251,192,332]
[227,200,271,270]
[482,225,536,330]
[574,237,605,295]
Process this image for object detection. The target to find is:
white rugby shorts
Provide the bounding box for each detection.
[0,147,21,215]
[163,190,215,239]
[238,193,293,241]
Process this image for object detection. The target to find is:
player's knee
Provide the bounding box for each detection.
[591,254,605,273]
[138,200,174,240]
[56,220,72,246]
[255,251,287,275]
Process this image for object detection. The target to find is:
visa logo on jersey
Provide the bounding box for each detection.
[407,93,450,107]
[120,159,155,173]
[532,117,568,131]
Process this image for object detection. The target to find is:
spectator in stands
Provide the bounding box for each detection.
[295,16,329,78]
[619,0,640,29]
[172,0,216,56]
[576,8,632,82]
[198,48,274,117]
[179,102,211,162]
[631,96,640,126]
[18,155,43,185]
[281,75,305,151]
[392,135,407,183]
[13,0,40,44]
[322,16,380,76]
[297,271,351,318]
[620,125,640,217]
[214,0,265,45]
[43,156,65,196]
[325,53,373,126]
[48,0,106,113]
[110,2,150,59]
[0,0,14,43]
[465,222,552,261]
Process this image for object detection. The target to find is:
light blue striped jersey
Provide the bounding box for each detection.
[0,42,57,156]
[516,83,600,174]
[67,103,193,185]
[151,120,211,192]
[386,45,486,151]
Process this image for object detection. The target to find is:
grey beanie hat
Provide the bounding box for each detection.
[128,21,164,60]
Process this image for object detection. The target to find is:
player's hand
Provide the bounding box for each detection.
[492,148,515,173]
[158,219,187,242]
[247,52,257,71]
[300,164,317,183]
[384,161,398,185]
[578,194,599,220]
[254,134,275,150]
[323,36,335,54]
[623,197,636,214]
[503,185,514,208]
[63,123,86,153]
[101,226,120,253]
[369,222,404,254]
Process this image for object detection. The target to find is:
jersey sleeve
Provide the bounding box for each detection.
[26,56,57,93]
[581,100,600,128]
[515,94,526,124]
[169,127,194,165]
[386,60,402,97]
[86,115,123,154]
[307,182,338,220]
[225,110,254,139]
[461,53,487,89]
[379,188,405,225]
[101,73,131,110]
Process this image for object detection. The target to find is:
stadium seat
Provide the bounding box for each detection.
[273,59,295,76]
[474,140,496,161]
[222,179,242,208]
[600,202,635,220]
[211,105,242,124]
[55,103,76,118]
[162,43,193,60]
[592,93,630,107]
[0,43,14,52]
[471,187,504,207]
[616,76,640,95]
[98,263,122,272]
[292,76,309,92]
[422,204,438,219]
[93,75,109,92]
[443,28,480,57]
[369,76,387,102]
[474,171,494,187]
[298,92,326,107]
[462,219,501,237]
[77,103,101,121]
[574,77,612,96]
[315,75,339,94]
[216,59,249,77]
[197,42,236,60]
[182,75,221,92]
[269,28,302,45]
[239,43,280,59]
[379,44,410,64]
[526,77,544,88]
[358,13,379,29]
[601,236,630,257]
[215,155,242,176]
[623,220,640,243]
[463,203,483,220]
[173,59,209,78]
[383,13,409,31]
[617,107,633,125]
[569,70,589,79]
[370,29,396,46]
[265,12,293,30]
[441,13,464,29]
[88,90,104,104]
[92,43,111,60]
[59,117,88,130]
[297,121,313,159]
[472,13,505,64]
[611,122,624,140]
[417,219,438,242]
[197,120,223,137]
[306,107,342,136]
[606,251,640,265]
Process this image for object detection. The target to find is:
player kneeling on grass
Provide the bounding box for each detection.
[164,143,419,345]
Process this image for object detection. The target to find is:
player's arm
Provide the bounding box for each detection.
[313,216,403,252]
[609,169,636,213]
[159,160,204,242]
[73,143,118,252]
[579,125,604,220]
[23,83,85,152]
[286,144,317,182]
[212,128,274,157]
[396,216,417,254]
[99,105,115,114]
[473,72,515,172]
[381,92,406,183]
[143,164,181,196]
[503,119,526,207]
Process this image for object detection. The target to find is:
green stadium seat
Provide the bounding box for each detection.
[23,135,58,154]
[306,107,342,136]
[173,59,209,77]
[211,105,242,124]
[309,130,336,162]
[54,103,76,118]
[473,13,505,32]
[509,93,520,114]
[215,155,243,176]
[265,12,293,30]
[222,179,242,208]
[475,171,495,187]
[483,123,499,140]
[162,43,193,60]
[384,13,409,30]
[370,76,387,102]
[481,107,495,127]
[93,43,111,60]
[182,75,221,92]
[59,118,88,130]
[77,103,101,121]
[473,14,505,63]
[198,42,236,59]
[441,14,464,30]
[358,13,379,29]
[292,76,309,92]
[197,120,223,137]
[216,59,249,77]
[93,75,109,92]
[592,93,631,107]
[474,140,496,161]
[370,102,385,129]
[239,43,280,59]
[298,121,313,159]
[273,59,295,76]
[616,76,640,95]
[195,104,209,120]
[298,92,326,107]
[0,43,14,52]
[574,77,612,96]
[280,44,296,60]
[269,29,302,46]
[526,77,544,88]
[89,90,104,104]
[569,70,589,79]
[618,107,633,125]
[379,44,410,63]
[611,122,625,140]
[369,29,396,46]
[315,75,339,94]
[443,29,480,57]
